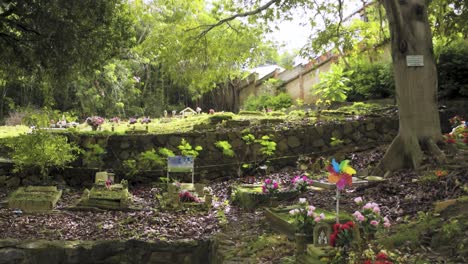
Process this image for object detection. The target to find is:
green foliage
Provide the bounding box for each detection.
[238,110,265,116]
[215,141,235,157]
[330,137,344,147]
[208,113,234,124]
[287,110,306,118]
[5,130,81,180]
[178,138,202,158]
[243,93,293,111]
[313,64,353,103]
[436,39,468,98]
[82,143,106,169]
[346,62,395,101]
[122,147,175,177]
[255,135,276,157]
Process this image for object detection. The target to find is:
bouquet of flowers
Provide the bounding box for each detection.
[128,117,137,125]
[291,175,313,192]
[262,178,279,194]
[352,197,390,238]
[330,221,355,247]
[179,190,200,203]
[141,116,151,124]
[289,198,325,233]
[86,116,104,129]
[110,117,120,123]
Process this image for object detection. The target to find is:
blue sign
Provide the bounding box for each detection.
[167,156,194,172]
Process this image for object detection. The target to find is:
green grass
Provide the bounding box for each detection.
[0,125,30,138]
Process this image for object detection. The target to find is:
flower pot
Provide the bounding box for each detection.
[295,232,308,256]
[269,195,279,207]
[205,194,212,207]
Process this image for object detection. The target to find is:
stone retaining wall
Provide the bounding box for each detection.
[66,116,398,184]
[0,117,399,186]
[0,239,210,264]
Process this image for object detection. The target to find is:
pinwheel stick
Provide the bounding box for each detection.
[336,188,340,223]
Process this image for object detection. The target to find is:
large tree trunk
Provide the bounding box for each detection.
[378,0,445,172]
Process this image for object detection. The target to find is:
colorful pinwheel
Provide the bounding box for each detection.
[326,159,356,190]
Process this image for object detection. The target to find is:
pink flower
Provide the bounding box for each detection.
[265,179,271,184]
[373,206,380,214]
[370,220,379,226]
[273,182,279,189]
[357,215,365,221]
[384,222,391,228]
[308,205,316,211]
[314,216,322,222]
[319,213,325,219]
[307,210,314,217]
[354,197,363,204]
[363,203,373,210]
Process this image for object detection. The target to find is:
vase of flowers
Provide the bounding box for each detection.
[290,198,325,259]
[86,116,104,131]
[291,175,313,192]
[262,178,280,206]
[352,197,391,241]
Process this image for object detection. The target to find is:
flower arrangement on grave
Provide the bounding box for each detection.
[444,115,467,146]
[128,117,137,125]
[363,251,394,264]
[110,117,120,124]
[262,178,279,194]
[140,116,151,124]
[291,175,313,192]
[449,115,463,128]
[352,197,390,239]
[330,221,355,247]
[86,116,104,130]
[327,159,356,222]
[289,198,325,234]
[179,190,201,203]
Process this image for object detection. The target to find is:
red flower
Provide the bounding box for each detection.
[376,252,388,260]
[330,233,336,246]
[363,260,372,264]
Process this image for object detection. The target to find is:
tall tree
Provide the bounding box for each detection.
[0,0,135,114]
[199,0,458,174]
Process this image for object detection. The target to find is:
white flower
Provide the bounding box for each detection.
[298,198,307,204]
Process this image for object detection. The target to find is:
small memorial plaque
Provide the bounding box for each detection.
[168,156,194,173]
[406,55,424,67]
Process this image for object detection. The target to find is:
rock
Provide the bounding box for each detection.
[0,248,26,264]
[287,136,301,148]
[119,151,130,160]
[0,176,7,186]
[315,126,324,136]
[312,139,325,148]
[351,131,362,142]
[343,123,353,134]
[277,139,288,152]
[120,141,130,149]
[5,176,20,188]
[169,136,181,147]
[366,122,376,131]
[434,199,458,213]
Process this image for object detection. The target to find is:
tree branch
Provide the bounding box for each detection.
[196,0,282,38]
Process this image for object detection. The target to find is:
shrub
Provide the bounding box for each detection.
[346,62,395,101]
[5,130,81,180]
[437,39,468,99]
[242,93,293,111]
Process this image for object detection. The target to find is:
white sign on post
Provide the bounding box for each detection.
[167,156,195,184]
[406,55,424,67]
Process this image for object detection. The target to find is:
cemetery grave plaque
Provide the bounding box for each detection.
[8,186,62,213]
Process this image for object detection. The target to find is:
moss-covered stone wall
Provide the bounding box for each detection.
[0,239,211,264]
[62,116,398,185]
